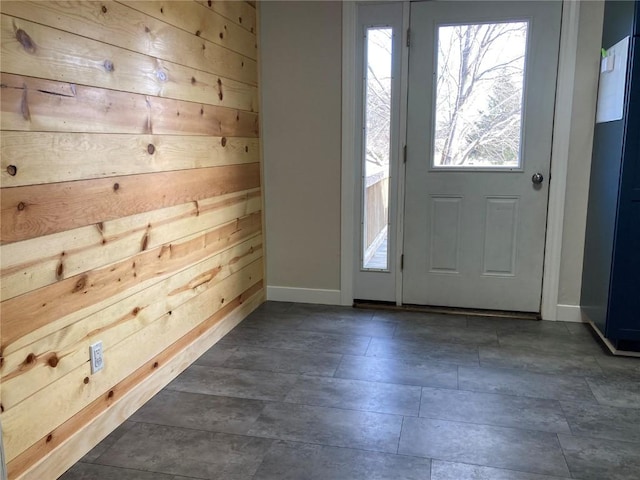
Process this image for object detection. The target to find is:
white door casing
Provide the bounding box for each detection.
[402,1,562,311]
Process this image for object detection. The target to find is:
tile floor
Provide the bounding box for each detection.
[60,302,640,480]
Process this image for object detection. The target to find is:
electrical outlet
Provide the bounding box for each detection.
[90,341,104,374]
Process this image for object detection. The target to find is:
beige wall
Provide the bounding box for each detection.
[260,1,604,312]
[260,1,343,292]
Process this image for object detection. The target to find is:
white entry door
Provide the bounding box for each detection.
[402,1,561,312]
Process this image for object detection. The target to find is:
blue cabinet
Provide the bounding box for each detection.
[581,1,640,352]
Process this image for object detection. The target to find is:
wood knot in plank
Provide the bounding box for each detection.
[219,32,224,40]
[144,26,150,33]
[72,275,88,293]
[107,390,114,399]
[16,29,36,53]
[17,201,26,211]
[56,261,64,280]
[153,361,159,368]
[101,5,107,13]
[48,354,59,368]
[156,70,168,82]
[103,60,115,72]
[147,143,155,154]
[83,377,90,384]
[141,232,149,251]
[208,0,212,6]
[21,86,31,121]
[25,353,36,364]
[6,165,17,176]
[46,434,53,443]
[217,78,223,101]
[113,182,120,191]
[195,30,201,37]
[221,137,227,147]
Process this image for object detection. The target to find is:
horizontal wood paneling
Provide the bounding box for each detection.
[2,1,257,62]
[1,15,258,108]
[119,1,257,59]
[196,0,257,34]
[2,233,263,378]
[0,73,259,136]
[1,132,259,186]
[1,189,262,301]
[0,2,263,477]
[2,212,261,351]
[1,163,260,243]
[2,236,263,409]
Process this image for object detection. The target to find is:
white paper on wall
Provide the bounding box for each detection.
[596,36,630,123]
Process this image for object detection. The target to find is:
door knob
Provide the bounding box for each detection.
[531,173,544,185]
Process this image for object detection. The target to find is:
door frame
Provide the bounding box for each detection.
[341,0,581,320]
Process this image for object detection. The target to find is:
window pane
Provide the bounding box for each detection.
[434,22,528,168]
[363,27,392,270]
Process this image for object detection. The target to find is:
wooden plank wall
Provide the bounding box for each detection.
[0,2,263,478]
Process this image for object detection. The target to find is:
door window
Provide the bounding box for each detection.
[433,22,529,169]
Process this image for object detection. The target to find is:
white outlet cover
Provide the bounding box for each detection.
[90,341,104,374]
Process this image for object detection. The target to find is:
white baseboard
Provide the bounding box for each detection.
[556,304,584,323]
[267,286,342,305]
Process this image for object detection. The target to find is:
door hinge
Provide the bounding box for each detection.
[406,28,411,48]
[403,145,407,163]
[401,254,404,270]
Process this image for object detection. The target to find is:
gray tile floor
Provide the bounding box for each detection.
[60,302,640,480]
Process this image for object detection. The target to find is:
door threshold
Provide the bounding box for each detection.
[353,300,540,320]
